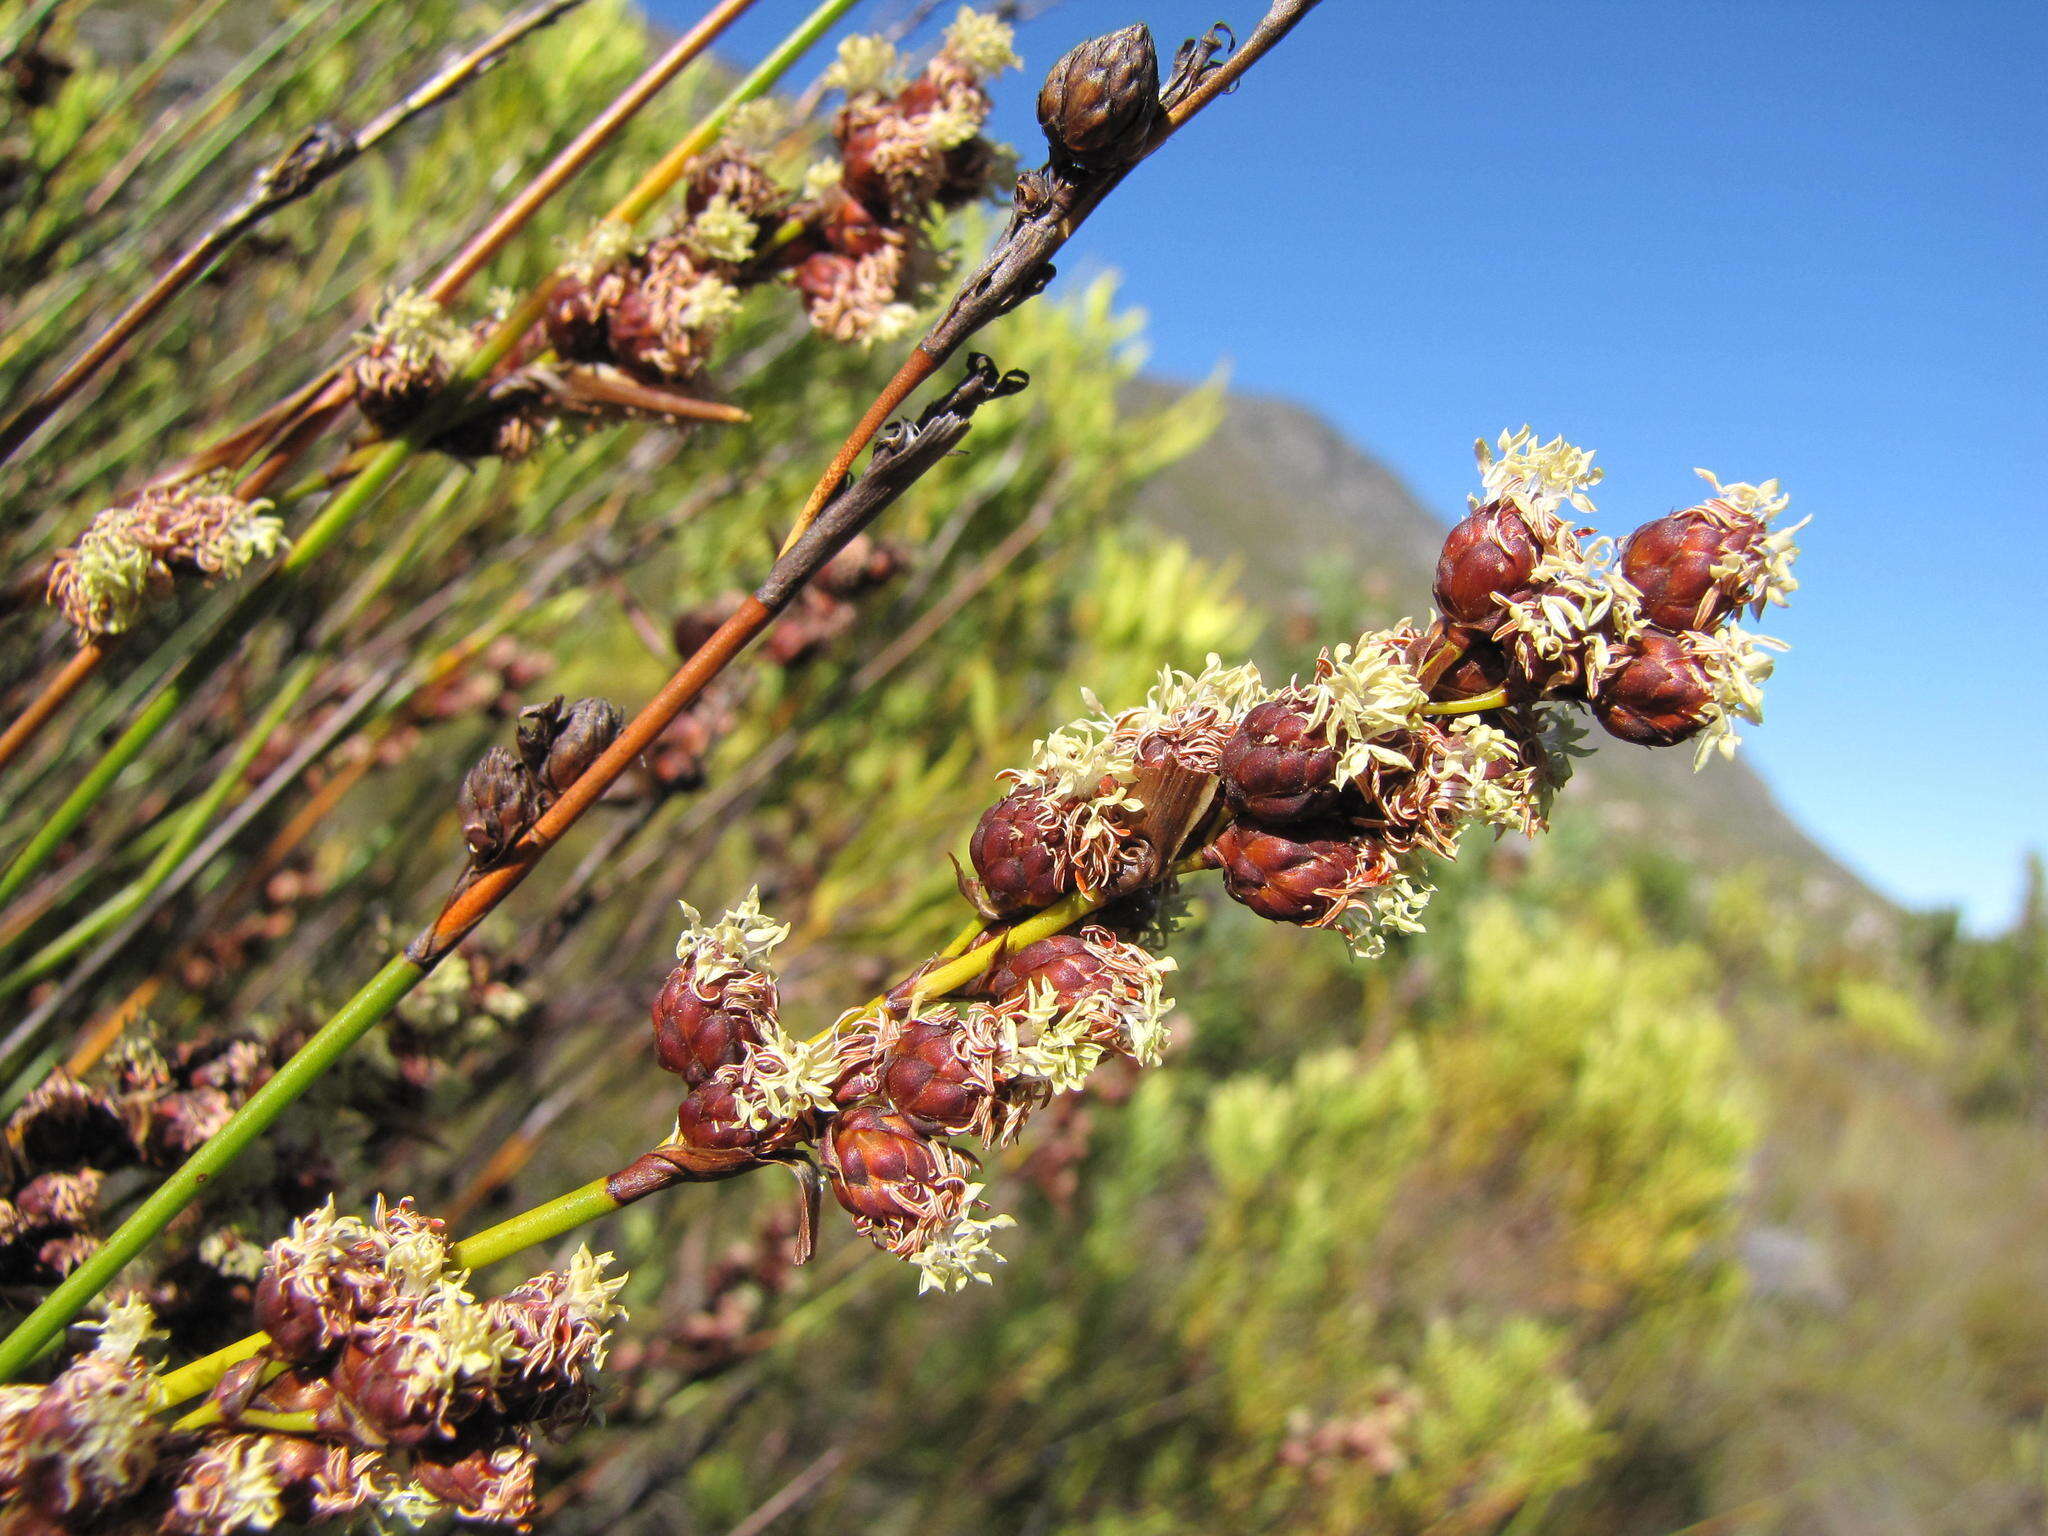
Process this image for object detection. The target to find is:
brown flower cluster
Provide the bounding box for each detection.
[45,481,284,641]
[1427,430,1799,763]
[0,1205,625,1533]
[0,956,528,1324]
[636,880,1175,1293]
[349,10,1020,460]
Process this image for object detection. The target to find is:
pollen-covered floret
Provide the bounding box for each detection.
[47,480,286,639]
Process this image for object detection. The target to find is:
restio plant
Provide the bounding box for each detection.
[0,2,1950,1533]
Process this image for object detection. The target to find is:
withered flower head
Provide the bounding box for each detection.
[458,745,538,868]
[1037,24,1161,173]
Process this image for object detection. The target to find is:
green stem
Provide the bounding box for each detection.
[0,655,319,998]
[0,954,427,1381]
[1421,687,1509,716]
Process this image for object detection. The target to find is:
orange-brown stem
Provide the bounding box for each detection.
[0,643,102,775]
[412,596,773,962]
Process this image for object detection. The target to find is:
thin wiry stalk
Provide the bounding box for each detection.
[0,0,764,788]
[779,0,1324,555]
[0,340,1019,1381]
[0,0,592,466]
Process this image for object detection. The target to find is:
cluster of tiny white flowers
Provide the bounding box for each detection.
[1694,467,1806,614]
[911,1196,1017,1294]
[1326,869,1436,961]
[1473,424,1603,518]
[1438,717,1542,835]
[359,289,466,368]
[673,888,790,985]
[684,195,760,266]
[649,267,743,336]
[1302,633,1430,780]
[724,1021,840,1130]
[943,6,1022,79]
[821,34,903,96]
[562,217,637,282]
[720,98,788,155]
[1688,624,1785,767]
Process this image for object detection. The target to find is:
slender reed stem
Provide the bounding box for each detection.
[0,644,101,774]
[779,0,1324,551]
[1421,687,1509,716]
[0,0,590,467]
[0,954,427,1379]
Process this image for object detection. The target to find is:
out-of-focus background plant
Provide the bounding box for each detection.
[0,1,2043,1531]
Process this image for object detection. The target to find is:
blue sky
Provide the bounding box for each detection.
[664,0,2047,930]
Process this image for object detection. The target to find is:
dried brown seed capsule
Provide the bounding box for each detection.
[458,745,537,867]
[821,1105,953,1227]
[650,966,769,1083]
[1037,24,1161,173]
[1208,819,1384,925]
[7,1075,131,1170]
[1621,507,1763,633]
[1434,501,1541,628]
[1592,628,1713,746]
[539,697,622,796]
[543,270,624,362]
[968,790,1071,917]
[1218,696,1343,823]
[880,1016,983,1134]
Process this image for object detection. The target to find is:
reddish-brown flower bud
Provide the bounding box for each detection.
[1208,819,1386,925]
[968,791,1071,917]
[1591,629,1713,746]
[458,745,537,867]
[413,1444,538,1527]
[650,966,770,1083]
[351,341,447,436]
[821,1106,955,1228]
[1433,501,1541,628]
[1218,696,1342,822]
[792,251,858,306]
[1425,630,1527,704]
[1621,508,1764,633]
[815,186,895,260]
[331,1331,458,1448]
[1037,24,1161,172]
[672,1080,772,1154]
[879,1016,984,1134]
[982,933,1108,1009]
